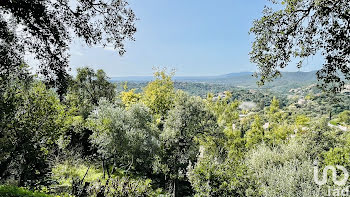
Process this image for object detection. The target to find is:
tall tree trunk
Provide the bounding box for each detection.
[173,179,179,197]
[102,159,105,179]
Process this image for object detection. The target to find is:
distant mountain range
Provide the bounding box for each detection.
[110,71,319,92]
[109,71,257,82]
[110,71,316,85]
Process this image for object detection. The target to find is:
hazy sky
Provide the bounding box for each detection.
[69,0,323,77]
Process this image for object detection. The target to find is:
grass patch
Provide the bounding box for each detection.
[329,119,339,126]
[0,185,54,197]
[52,161,104,186]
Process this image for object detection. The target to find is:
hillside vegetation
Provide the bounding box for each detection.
[1,66,350,196]
[112,71,319,93]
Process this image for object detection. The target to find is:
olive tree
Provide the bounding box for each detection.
[88,99,158,176]
[156,91,219,196]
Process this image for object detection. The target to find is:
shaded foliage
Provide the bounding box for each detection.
[0,0,136,97]
[250,0,350,92]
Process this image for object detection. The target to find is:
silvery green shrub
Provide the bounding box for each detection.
[245,139,325,197]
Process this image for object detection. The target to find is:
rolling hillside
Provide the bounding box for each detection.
[111,71,319,92]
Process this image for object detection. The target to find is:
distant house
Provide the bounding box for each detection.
[263,122,269,130]
[249,89,257,94]
[289,88,302,93]
[212,92,228,101]
[342,85,350,96]
[343,90,350,96]
[239,101,257,110]
[232,123,236,130]
[297,98,306,105]
[218,92,226,98]
[239,114,247,118]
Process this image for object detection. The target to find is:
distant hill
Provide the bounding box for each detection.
[209,71,318,91]
[218,72,254,78]
[110,71,319,92]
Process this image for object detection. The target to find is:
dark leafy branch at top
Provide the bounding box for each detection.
[0,0,136,97]
[250,0,350,93]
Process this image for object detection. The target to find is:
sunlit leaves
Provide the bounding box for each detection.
[142,69,175,119]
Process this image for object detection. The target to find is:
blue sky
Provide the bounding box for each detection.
[69,0,323,77]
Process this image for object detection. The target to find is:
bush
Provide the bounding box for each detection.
[0,185,53,197]
[51,161,167,196]
[52,161,104,187]
[329,119,339,126]
[338,110,350,125]
[245,139,325,196]
[91,177,164,197]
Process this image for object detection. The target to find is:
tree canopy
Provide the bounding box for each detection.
[0,0,136,96]
[2,1,350,196]
[250,0,350,92]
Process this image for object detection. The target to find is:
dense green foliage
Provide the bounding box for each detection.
[2,1,350,196]
[2,65,350,196]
